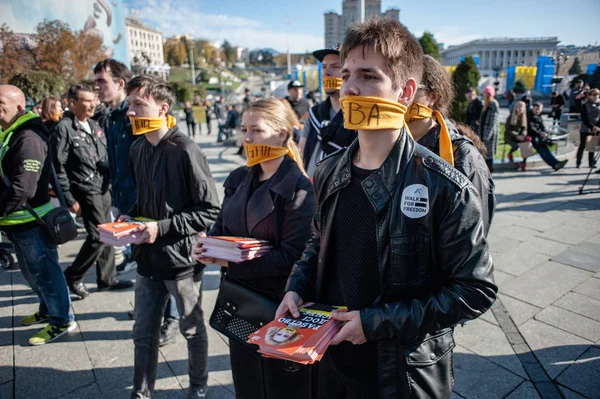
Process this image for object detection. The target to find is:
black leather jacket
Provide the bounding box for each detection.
[418,122,496,237]
[51,113,109,206]
[286,129,497,399]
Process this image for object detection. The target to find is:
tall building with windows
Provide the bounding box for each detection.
[125,16,170,79]
[324,0,400,48]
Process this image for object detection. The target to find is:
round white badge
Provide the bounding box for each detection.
[401,184,429,219]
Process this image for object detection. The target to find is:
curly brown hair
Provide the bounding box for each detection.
[420,55,454,116]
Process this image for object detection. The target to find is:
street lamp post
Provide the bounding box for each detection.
[188,35,196,85]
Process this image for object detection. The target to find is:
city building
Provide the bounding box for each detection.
[324,0,400,47]
[555,45,600,76]
[125,16,170,79]
[442,37,559,77]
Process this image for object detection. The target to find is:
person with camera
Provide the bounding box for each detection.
[577,88,600,170]
[52,84,132,299]
[527,102,568,171]
[0,85,75,345]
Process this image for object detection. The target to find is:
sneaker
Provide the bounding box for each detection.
[520,161,527,171]
[188,385,208,398]
[97,279,134,292]
[159,318,179,347]
[116,259,137,275]
[68,281,90,299]
[21,311,49,326]
[28,321,77,346]
[507,152,514,163]
[553,160,568,171]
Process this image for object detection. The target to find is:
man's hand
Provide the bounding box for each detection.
[275,291,303,318]
[191,232,227,266]
[117,214,131,222]
[191,232,206,262]
[592,126,600,134]
[330,310,367,346]
[69,202,81,216]
[133,221,159,244]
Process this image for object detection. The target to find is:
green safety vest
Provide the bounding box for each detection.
[0,112,54,226]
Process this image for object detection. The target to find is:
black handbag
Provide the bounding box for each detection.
[3,164,78,245]
[209,275,279,346]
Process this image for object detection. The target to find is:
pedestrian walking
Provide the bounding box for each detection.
[52,84,132,298]
[568,79,586,114]
[184,101,196,138]
[465,87,484,133]
[0,85,76,345]
[479,85,500,172]
[549,91,565,126]
[123,75,221,399]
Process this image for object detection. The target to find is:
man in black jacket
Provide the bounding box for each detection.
[277,19,496,399]
[527,103,567,171]
[52,84,133,298]
[465,88,483,133]
[122,75,220,399]
[0,85,75,345]
[299,43,357,177]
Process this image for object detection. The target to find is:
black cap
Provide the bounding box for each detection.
[313,43,341,62]
[288,80,304,89]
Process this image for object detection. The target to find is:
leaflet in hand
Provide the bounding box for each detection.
[247,303,344,365]
[197,236,272,263]
[98,221,145,246]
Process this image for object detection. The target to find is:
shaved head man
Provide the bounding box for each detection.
[0,85,27,130]
[0,84,76,346]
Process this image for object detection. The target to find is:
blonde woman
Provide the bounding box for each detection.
[504,100,528,168]
[192,98,316,399]
[479,85,500,172]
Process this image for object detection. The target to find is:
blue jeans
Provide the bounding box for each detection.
[6,226,74,325]
[532,137,559,168]
[132,273,208,398]
[164,296,179,320]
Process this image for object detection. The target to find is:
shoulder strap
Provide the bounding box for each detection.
[0,174,46,226]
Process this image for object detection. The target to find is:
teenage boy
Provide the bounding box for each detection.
[123,75,221,399]
[278,18,496,399]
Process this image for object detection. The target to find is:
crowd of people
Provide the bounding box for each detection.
[0,14,597,399]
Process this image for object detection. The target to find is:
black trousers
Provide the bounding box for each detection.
[229,339,313,399]
[317,353,377,399]
[64,190,116,287]
[186,121,196,137]
[577,132,596,168]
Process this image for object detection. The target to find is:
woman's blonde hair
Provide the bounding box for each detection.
[510,101,527,127]
[244,98,306,175]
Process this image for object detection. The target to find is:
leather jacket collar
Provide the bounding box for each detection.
[323,127,415,212]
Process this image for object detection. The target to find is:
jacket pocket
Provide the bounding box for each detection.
[390,232,430,286]
[403,329,455,399]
